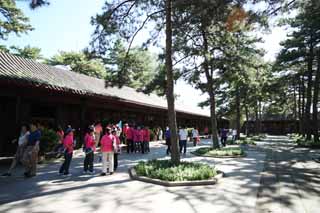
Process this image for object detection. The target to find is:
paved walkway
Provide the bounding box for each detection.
[0,136,319,213]
[255,136,320,213]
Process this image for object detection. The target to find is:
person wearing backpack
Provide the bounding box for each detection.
[83,126,96,174]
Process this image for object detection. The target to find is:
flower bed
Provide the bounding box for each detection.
[192,147,245,158]
[133,160,217,182]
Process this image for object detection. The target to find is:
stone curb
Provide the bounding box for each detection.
[128,168,224,187]
[190,151,247,158]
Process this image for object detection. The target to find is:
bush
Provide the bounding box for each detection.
[134,160,217,181]
[40,129,59,153]
[236,138,256,145]
[193,147,245,157]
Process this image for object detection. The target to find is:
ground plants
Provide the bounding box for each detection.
[134,160,217,182]
[193,147,245,157]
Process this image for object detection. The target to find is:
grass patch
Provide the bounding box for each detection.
[291,134,320,148]
[134,160,217,181]
[193,147,245,157]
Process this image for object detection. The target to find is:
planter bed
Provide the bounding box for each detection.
[129,167,224,187]
[129,159,223,186]
[191,147,246,158]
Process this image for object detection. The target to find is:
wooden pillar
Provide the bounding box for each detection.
[79,98,87,146]
[15,96,21,125]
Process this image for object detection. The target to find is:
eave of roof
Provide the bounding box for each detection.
[0,51,210,117]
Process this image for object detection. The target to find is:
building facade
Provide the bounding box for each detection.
[0,52,228,156]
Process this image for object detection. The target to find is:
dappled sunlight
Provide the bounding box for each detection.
[1,136,320,212]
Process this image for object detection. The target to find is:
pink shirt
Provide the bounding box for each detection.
[138,130,144,142]
[126,127,133,140]
[84,133,96,151]
[133,129,140,142]
[100,134,114,152]
[143,129,150,142]
[63,134,74,154]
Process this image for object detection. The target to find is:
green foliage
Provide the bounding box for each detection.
[46,51,107,79]
[9,45,42,59]
[193,147,245,157]
[0,0,33,40]
[102,40,158,89]
[40,128,59,153]
[236,138,256,145]
[134,159,217,181]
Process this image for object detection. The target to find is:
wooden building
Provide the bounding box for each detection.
[0,52,228,156]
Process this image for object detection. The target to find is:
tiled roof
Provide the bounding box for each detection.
[0,52,209,117]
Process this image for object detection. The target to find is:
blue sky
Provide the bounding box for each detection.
[3,0,288,114]
[4,0,105,57]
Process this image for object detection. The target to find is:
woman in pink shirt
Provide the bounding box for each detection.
[143,126,151,153]
[112,130,120,171]
[126,125,134,153]
[100,128,114,176]
[83,126,96,174]
[59,128,74,176]
[133,126,141,153]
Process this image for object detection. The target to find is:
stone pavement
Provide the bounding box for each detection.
[255,136,320,213]
[0,136,319,213]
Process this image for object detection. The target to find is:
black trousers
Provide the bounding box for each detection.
[193,138,197,146]
[84,152,94,172]
[166,138,171,154]
[59,152,73,174]
[221,137,227,146]
[179,140,187,154]
[134,142,141,152]
[114,153,118,171]
[127,139,134,153]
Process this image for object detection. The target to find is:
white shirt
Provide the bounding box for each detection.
[18,131,30,146]
[179,129,188,140]
[232,130,237,136]
[192,129,199,138]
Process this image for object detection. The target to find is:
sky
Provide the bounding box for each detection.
[3,0,288,114]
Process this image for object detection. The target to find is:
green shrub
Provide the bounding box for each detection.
[134,160,217,181]
[235,137,256,145]
[40,129,59,153]
[193,147,245,157]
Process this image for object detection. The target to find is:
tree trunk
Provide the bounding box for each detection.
[298,75,302,134]
[313,51,320,143]
[301,74,306,136]
[245,103,249,136]
[165,0,179,164]
[236,88,241,140]
[293,80,297,120]
[201,28,219,148]
[255,102,260,135]
[305,42,314,140]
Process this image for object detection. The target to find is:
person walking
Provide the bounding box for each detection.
[59,127,74,176]
[232,129,237,142]
[158,128,163,141]
[165,127,171,155]
[112,129,120,171]
[83,126,96,174]
[179,126,188,155]
[220,128,228,147]
[100,128,114,176]
[192,128,199,146]
[22,122,41,178]
[2,124,30,176]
